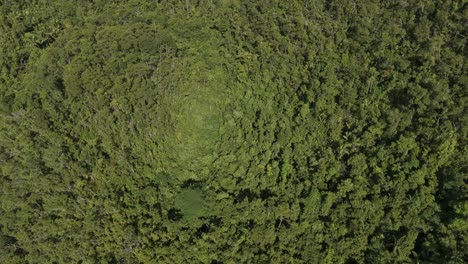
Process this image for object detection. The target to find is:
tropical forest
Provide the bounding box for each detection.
[0,0,466,263]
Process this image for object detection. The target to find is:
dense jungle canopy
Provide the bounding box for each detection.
[0,0,467,263]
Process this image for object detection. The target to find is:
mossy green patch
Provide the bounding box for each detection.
[175,188,206,223]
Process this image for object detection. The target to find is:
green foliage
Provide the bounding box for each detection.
[1,0,466,263]
[175,188,206,224]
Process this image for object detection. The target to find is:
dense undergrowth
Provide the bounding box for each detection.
[0,1,466,263]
